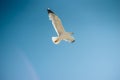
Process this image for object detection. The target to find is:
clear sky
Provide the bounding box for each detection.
[0,0,120,80]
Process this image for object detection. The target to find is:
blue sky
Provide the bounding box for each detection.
[0,0,120,80]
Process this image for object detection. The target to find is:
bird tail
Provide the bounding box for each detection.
[52,37,61,44]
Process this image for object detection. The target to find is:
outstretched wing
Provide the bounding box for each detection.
[47,8,65,36]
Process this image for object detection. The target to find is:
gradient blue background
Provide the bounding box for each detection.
[0,0,120,80]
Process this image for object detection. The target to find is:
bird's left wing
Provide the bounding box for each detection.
[47,9,65,36]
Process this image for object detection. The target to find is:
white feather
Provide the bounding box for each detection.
[47,8,75,44]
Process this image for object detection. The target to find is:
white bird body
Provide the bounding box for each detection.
[47,8,75,44]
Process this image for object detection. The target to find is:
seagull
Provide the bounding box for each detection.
[47,8,75,44]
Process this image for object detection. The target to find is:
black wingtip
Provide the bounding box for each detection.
[71,40,75,43]
[47,8,55,14]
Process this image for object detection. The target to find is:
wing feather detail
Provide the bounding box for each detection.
[48,9,65,36]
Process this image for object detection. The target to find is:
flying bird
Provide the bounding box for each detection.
[47,8,75,44]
